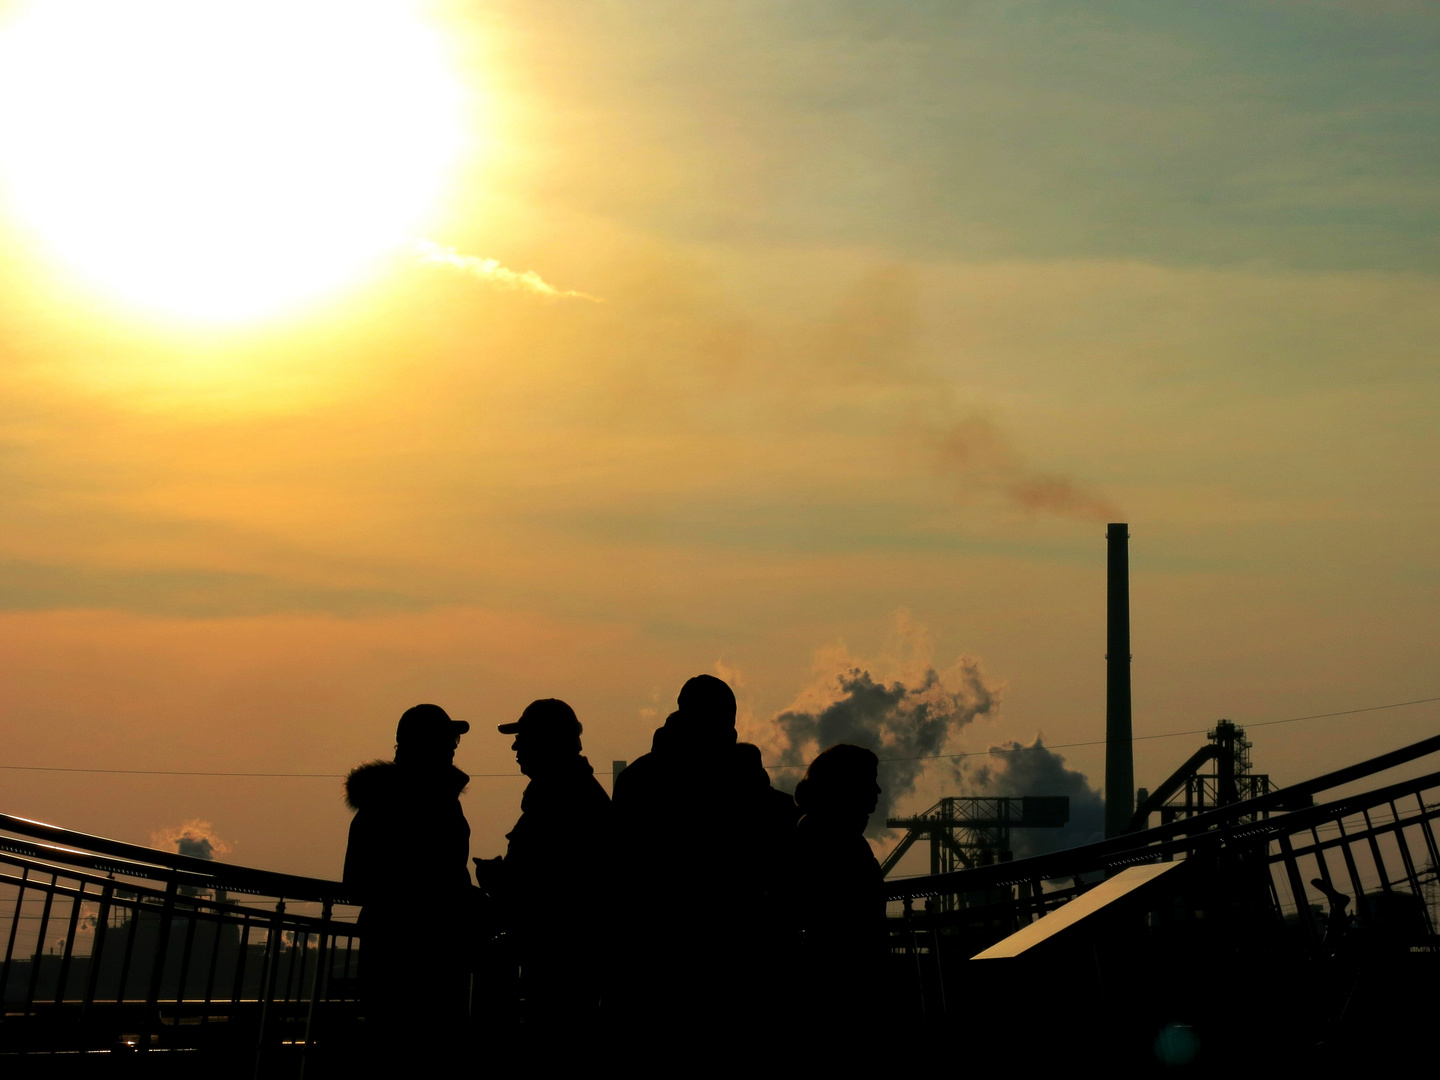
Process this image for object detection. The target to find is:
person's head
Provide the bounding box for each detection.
[672,674,737,755]
[499,698,583,777]
[794,744,880,828]
[394,704,469,767]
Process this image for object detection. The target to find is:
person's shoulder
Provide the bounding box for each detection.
[444,764,470,797]
[622,750,660,775]
[763,785,800,822]
[343,759,396,811]
[583,771,613,803]
[612,751,661,799]
[556,760,613,809]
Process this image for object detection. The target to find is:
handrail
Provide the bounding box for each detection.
[0,833,216,890]
[7,730,1437,908]
[887,730,1440,901]
[0,856,356,929]
[893,765,1440,903]
[0,811,355,905]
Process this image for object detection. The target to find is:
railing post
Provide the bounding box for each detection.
[299,899,333,1080]
[902,895,927,1014]
[139,878,180,1054]
[924,897,947,1014]
[23,873,58,1017]
[54,879,86,1007]
[1361,809,1393,893]
[198,904,227,1028]
[1275,833,1317,946]
[1417,790,1440,870]
[114,890,143,1007]
[1388,800,1425,916]
[174,901,198,1013]
[82,878,114,1020]
[253,899,286,1080]
[0,865,30,1008]
[1334,817,1367,900]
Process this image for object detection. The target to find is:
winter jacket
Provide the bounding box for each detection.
[785,811,887,1019]
[343,759,473,915]
[500,755,612,934]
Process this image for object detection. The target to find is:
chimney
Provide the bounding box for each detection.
[1105,522,1134,838]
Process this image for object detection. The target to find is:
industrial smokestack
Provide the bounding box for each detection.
[1104,522,1133,838]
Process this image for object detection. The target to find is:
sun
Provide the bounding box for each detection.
[0,0,466,323]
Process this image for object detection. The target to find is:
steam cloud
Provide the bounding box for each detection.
[413,239,600,301]
[961,738,1105,858]
[770,662,1000,837]
[151,819,230,861]
[935,415,1120,523]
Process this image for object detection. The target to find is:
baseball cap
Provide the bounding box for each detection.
[498,698,583,739]
[395,703,469,744]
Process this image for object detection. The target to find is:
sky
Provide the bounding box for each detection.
[0,0,1437,880]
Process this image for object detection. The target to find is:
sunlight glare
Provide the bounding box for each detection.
[0,0,466,323]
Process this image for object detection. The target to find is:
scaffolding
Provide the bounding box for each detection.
[1133,719,1275,831]
[880,795,1070,879]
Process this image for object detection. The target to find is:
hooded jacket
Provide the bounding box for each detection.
[343,759,472,913]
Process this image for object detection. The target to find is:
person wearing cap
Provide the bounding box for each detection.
[343,703,477,1067]
[473,698,612,1046]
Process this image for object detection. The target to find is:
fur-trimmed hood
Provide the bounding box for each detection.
[343,759,470,811]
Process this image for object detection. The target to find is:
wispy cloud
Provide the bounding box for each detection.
[413,240,601,301]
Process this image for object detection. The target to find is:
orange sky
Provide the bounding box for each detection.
[1,1,1437,878]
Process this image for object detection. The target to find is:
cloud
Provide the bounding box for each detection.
[151,819,231,860]
[413,239,601,301]
[960,738,1105,858]
[764,642,1001,837]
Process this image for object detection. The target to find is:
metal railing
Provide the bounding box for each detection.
[5,732,1438,1059]
[0,813,360,1071]
[883,733,1440,1011]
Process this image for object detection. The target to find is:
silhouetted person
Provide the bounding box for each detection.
[732,739,801,921]
[344,704,476,1068]
[735,740,803,834]
[612,675,742,897]
[611,676,795,1057]
[785,743,886,1042]
[473,699,612,1049]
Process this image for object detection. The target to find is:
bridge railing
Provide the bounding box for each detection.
[6,733,1439,1055]
[0,813,360,1068]
[883,733,1440,1011]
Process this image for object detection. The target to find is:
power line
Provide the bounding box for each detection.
[0,764,520,779]
[766,694,1440,771]
[0,694,1436,780]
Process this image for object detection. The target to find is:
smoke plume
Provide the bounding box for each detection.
[413,239,600,301]
[961,738,1105,858]
[151,819,230,861]
[934,415,1120,523]
[769,661,1000,837]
